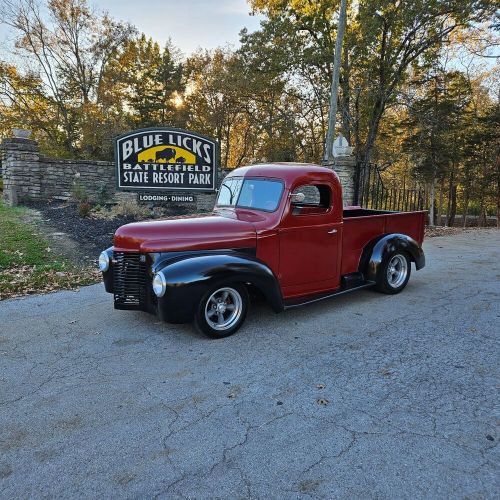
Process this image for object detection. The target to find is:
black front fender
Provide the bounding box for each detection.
[156,253,283,323]
[360,233,425,282]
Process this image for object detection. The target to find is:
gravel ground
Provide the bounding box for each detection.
[27,202,137,260]
[1,229,499,499]
[27,202,199,262]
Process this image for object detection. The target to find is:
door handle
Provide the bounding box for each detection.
[328,228,338,234]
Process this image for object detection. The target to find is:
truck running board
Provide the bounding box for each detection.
[283,280,375,310]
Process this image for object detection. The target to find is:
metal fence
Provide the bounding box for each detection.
[356,164,427,212]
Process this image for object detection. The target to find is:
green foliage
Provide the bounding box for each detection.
[71,181,89,203]
[95,183,110,205]
[403,69,473,182]
[115,36,185,129]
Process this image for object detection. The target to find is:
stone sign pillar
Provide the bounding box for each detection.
[323,134,357,206]
[324,155,357,206]
[1,137,41,206]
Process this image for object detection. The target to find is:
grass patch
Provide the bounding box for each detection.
[0,202,100,300]
[0,204,50,268]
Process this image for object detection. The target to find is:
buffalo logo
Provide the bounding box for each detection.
[137,146,195,164]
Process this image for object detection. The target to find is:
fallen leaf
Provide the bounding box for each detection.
[378,367,393,376]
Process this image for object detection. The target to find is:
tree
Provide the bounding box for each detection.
[249,0,497,171]
[184,49,256,168]
[462,101,500,226]
[403,68,473,225]
[111,35,184,129]
[1,0,135,157]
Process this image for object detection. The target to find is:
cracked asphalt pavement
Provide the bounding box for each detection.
[1,229,499,498]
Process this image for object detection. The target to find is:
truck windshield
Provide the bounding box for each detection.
[217,177,284,212]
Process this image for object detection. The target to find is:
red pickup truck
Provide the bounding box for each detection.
[99,163,425,338]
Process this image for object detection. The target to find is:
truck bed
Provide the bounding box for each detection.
[341,208,426,276]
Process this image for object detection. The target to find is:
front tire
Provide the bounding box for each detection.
[375,252,411,294]
[194,284,249,338]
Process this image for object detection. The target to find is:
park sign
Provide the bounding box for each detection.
[114,127,218,192]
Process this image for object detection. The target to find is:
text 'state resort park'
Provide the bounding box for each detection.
[115,128,218,191]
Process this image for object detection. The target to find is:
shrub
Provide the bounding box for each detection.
[112,199,149,219]
[95,183,109,205]
[77,201,92,218]
[72,180,88,203]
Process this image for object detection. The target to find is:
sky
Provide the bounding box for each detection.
[0,0,264,58]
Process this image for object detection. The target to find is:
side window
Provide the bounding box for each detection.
[291,184,331,215]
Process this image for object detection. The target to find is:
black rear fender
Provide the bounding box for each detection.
[360,233,425,282]
[156,253,283,323]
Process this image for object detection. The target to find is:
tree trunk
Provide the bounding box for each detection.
[462,188,469,228]
[446,171,457,227]
[429,175,436,227]
[497,164,500,228]
[340,45,351,144]
[448,184,457,227]
[479,206,486,227]
[360,98,385,171]
[353,87,361,163]
[223,122,231,168]
[446,171,452,225]
[437,177,445,226]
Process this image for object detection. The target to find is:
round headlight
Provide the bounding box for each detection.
[152,272,167,297]
[98,251,110,271]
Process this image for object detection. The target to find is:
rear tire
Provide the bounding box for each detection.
[194,284,249,338]
[375,251,411,294]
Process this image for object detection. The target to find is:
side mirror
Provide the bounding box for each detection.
[290,192,305,204]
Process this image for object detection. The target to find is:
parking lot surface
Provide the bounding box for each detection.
[1,230,499,498]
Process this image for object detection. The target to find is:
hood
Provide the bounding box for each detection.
[113,214,256,252]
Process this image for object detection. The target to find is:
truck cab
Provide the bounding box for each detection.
[100,163,425,338]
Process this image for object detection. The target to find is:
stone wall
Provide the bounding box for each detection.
[38,157,115,202]
[0,136,219,212]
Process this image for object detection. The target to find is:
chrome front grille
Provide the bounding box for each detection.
[113,251,147,309]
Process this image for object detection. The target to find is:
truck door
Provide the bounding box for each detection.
[278,183,342,297]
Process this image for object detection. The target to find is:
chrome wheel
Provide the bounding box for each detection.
[386,254,408,288]
[204,287,243,331]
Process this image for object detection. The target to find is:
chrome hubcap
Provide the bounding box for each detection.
[387,254,408,288]
[205,287,242,331]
